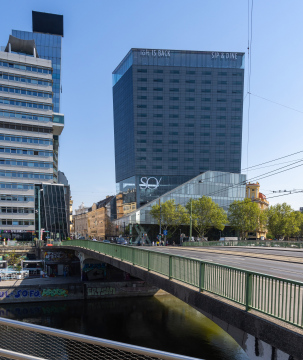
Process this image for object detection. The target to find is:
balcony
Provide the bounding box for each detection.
[52,113,64,135]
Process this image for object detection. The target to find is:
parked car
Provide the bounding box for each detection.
[116,237,128,245]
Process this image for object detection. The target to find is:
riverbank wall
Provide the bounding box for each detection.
[0,280,158,304]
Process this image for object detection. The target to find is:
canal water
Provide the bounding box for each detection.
[0,294,249,360]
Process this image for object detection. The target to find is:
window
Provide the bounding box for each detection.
[216,150,225,154]
[137,131,146,135]
[169,131,178,135]
[185,158,194,161]
[137,139,146,143]
[232,72,242,76]
[217,107,226,111]
[202,71,211,75]
[170,70,179,74]
[137,122,147,126]
[184,140,194,144]
[154,96,163,100]
[169,147,178,151]
[232,107,241,111]
[137,69,147,73]
[137,104,147,108]
[200,149,209,153]
[137,148,146,151]
[201,124,210,128]
[169,114,179,118]
[218,81,227,85]
[168,157,178,161]
[202,80,211,84]
[231,124,241,128]
[201,106,211,110]
[169,123,178,127]
[153,157,162,161]
[153,79,163,82]
[186,88,195,92]
[231,133,241,137]
[185,132,194,136]
[153,87,163,91]
[153,122,162,126]
[201,89,211,93]
[152,166,162,169]
[169,105,179,109]
[168,166,178,169]
[169,88,179,92]
[154,105,163,109]
[185,115,194,119]
[216,141,225,145]
[153,140,162,143]
[201,115,210,119]
[232,116,242,120]
[138,87,147,91]
[201,141,210,145]
[153,114,163,118]
[216,133,225,137]
[186,70,195,75]
[185,123,194,127]
[216,124,226,128]
[232,90,242,94]
[138,78,147,82]
[138,96,147,100]
[153,148,162,152]
[217,98,227,102]
[185,166,193,170]
[169,141,178,145]
[170,79,179,83]
[185,106,195,110]
[202,98,211,102]
[153,131,162,135]
[217,90,227,93]
[201,132,210,136]
[138,165,146,169]
[185,97,195,101]
[170,97,179,101]
[137,156,146,160]
[185,80,195,84]
[218,71,227,75]
[233,99,242,102]
[137,113,147,117]
[233,81,242,85]
[154,69,163,73]
[217,116,226,119]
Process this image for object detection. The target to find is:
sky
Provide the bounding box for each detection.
[1,0,303,212]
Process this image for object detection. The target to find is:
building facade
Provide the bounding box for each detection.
[113,49,245,216]
[74,203,89,239]
[115,171,246,242]
[0,12,67,240]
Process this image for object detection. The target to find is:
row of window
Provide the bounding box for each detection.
[136,131,241,136]
[0,110,52,122]
[0,183,34,190]
[0,159,53,168]
[137,69,242,76]
[136,141,241,148]
[0,195,34,202]
[0,171,53,180]
[0,134,53,145]
[0,86,52,98]
[136,145,241,152]
[137,165,239,170]
[0,207,34,214]
[0,73,52,87]
[137,123,241,129]
[0,219,34,226]
[0,60,51,74]
[137,79,243,86]
[0,98,52,111]
[0,147,52,157]
[0,122,52,134]
[137,96,242,103]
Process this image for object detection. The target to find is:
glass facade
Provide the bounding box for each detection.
[116,171,246,227]
[113,49,245,212]
[12,30,62,113]
[35,184,69,240]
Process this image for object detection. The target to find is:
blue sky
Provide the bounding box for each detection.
[1,0,303,211]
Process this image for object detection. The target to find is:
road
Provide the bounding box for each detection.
[148,246,303,282]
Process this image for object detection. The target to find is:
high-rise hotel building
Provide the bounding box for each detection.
[0,12,66,240]
[113,49,245,215]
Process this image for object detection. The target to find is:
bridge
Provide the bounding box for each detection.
[58,239,303,360]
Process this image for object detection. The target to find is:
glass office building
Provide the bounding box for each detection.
[113,49,245,214]
[115,171,246,236]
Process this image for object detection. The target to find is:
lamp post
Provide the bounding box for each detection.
[189,199,193,240]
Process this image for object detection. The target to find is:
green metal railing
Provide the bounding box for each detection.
[61,240,303,329]
[182,240,303,248]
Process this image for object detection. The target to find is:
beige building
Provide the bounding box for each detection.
[246,182,269,239]
[74,203,89,239]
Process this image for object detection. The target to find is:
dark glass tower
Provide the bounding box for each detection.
[113,49,245,213]
[12,11,63,113]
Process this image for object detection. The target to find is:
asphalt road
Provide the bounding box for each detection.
[148,246,303,282]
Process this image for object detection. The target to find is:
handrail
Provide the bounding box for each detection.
[0,317,203,360]
[182,240,303,248]
[61,239,303,329]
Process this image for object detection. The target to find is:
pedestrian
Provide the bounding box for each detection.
[173,241,175,246]
[152,241,155,246]
[166,240,168,246]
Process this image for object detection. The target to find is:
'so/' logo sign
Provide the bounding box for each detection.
[139,177,162,190]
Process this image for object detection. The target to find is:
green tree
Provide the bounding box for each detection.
[150,199,188,238]
[228,198,261,239]
[267,203,298,240]
[186,196,227,238]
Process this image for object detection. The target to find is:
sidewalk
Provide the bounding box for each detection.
[0,276,82,288]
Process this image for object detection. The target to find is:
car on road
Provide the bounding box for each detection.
[116,237,128,245]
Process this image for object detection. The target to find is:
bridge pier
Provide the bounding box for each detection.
[64,246,303,360]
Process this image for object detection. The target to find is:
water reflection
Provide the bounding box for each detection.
[0,295,249,360]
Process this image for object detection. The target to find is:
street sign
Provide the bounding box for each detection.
[163,230,168,236]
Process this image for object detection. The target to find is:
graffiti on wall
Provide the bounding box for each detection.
[87,287,116,296]
[0,288,69,299]
[42,289,68,297]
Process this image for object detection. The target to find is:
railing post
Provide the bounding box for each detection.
[169,255,172,279]
[148,251,150,271]
[199,262,205,292]
[132,248,135,265]
[245,272,252,311]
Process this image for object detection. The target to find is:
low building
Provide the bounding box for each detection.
[73,203,88,239]
[246,182,269,239]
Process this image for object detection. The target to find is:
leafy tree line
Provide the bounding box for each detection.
[150,196,303,240]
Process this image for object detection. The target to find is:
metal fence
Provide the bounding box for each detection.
[61,240,303,329]
[0,317,203,360]
[182,240,303,248]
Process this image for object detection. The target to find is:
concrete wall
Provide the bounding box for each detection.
[0,281,158,304]
[65,246,303,360]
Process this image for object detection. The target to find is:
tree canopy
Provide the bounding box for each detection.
[186,196,227,238]
[150,199,188,237]
[228,198,262,239]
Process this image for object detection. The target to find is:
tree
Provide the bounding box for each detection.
[267,203,301,240]
[186,196,227,238]
[228,198,261,239]
[150,199,188,238]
